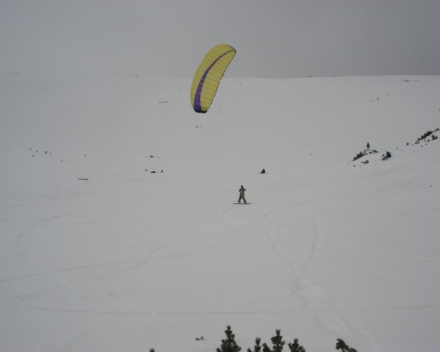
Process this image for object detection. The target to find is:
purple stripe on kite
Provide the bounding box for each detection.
[194,50,235,113]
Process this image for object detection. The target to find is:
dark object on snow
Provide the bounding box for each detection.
[382,151,392,160]
[336,338,357,352]
[196,336,205,341]
[238,185,247,204]
[361,160,369,164]
[415,128,439,144]
[353,151,365,161]
[151,171,156,173]
[353,148,378,162]
[78,178,89,181]
[260,168,266,174]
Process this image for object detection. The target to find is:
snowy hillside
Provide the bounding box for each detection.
[1,73,440,352]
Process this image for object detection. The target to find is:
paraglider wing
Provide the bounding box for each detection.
[190,44,236,113]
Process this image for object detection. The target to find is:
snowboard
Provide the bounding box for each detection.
[233,203,251,205]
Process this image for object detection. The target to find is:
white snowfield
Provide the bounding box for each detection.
[1,73,439,352]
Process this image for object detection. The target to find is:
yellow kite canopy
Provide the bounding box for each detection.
[190,44,236,113]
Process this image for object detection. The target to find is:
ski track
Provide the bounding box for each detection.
[9,182,378,351]
[11,213,152,288]
[0,259,148,286]
[49,330,87,352]
[6,213,150,316]
[326,243,432,261]
[294,205,380,352]
[224,198,380,352]
[7,210,243,316]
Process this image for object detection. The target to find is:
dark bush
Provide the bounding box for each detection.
[150,326,357,352]
[336,338,357,352]
[415,128,439,144]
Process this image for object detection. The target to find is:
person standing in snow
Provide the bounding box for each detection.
[238,185,247,204]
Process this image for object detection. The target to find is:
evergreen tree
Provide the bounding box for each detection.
[262,330,285,352]
[247,337,262,352]
[216,325,242,352]
[288,338,306,352]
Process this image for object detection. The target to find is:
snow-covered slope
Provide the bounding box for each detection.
[1,73,439,352]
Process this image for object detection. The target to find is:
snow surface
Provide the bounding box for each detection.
[1,73,440,352]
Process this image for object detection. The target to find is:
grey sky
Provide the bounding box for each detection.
[1,0,439,78]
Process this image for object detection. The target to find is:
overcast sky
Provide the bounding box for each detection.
[1,0,439,78]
